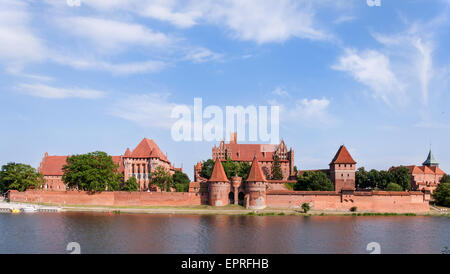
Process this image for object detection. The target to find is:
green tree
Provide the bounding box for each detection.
[200,159,215,179]
[0,163,43,193]
[367,169,381,189]
[301,203,311,213]
[386,183,403,192]
[433,183,450,207]
[200,158,251,180]
[271,155,283,180]
[389,166,411,191]
[152,166,174,192]
[62,151,122,192]
[295,171,334,191]
[441,175,450,184]
[356,167,370,189]
[121,177,139,192]
[173,170,191,192]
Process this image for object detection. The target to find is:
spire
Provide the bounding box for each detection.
[423,150,439,167]
[247,156,267,182]
[124,148,132,158]
[209,159,229,182]
[330,145,356,165]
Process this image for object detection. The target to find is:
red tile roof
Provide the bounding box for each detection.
[40,155,123,176]
[131,138,169,162]
[39,156,68,176]
[124,148,132,157]
[209,159,229,182]
[247,156,267,182]
[218,143,284,162]
[330,145,356,165]
[406,165,446,176]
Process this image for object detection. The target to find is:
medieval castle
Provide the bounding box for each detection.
[9,133,444,213]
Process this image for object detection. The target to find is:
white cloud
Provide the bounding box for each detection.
[110,93,179,129]
[373,31,434,106]
[0,0,45,67]
[272,87,289,97]
[81,0,332,44]
[205,0,328,44]
[60,17,173,52]
[53,56,167,75]
[184,48,223,63]
[332,49,404,105]
[17,83,105,99]
[269,96,336,127]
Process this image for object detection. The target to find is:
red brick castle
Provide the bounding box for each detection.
[38,138,179,191]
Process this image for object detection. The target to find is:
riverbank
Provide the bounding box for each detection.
[2,201,449,217]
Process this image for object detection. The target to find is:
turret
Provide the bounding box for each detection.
[245,156,268,210]
[329,145,356,193]
[208,159,230,207]
[423,150,439,167]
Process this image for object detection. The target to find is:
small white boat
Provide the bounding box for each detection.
[22,206,38,213]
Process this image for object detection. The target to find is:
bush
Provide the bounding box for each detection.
[301,203,311,213]
[350,206,357,212]
[386,183,403,192]
[121,177,139,192]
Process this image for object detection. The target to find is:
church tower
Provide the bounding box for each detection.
[423,150,439,167]
[246,156,268,210]
[208,159,230,207]
[329,145,357,193]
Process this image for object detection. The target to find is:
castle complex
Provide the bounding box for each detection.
[403,150,445,193]
[21,135,444,213]
[38,138,180,192]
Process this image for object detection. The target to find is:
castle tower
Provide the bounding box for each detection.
[245,156,268,210]
[423,150,439,167]
[208,159,230,207]
[329,145,356,193]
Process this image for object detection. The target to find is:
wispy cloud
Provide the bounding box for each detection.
[184,48,223,63]
[109,93,179,129]
[332,49,405,105]
[0,0,45,68]
[59,17,174,53]
[16,83,106,99]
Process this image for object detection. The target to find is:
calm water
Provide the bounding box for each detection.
[0,213,448,254]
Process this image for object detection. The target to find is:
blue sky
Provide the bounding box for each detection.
[1,0,449,180]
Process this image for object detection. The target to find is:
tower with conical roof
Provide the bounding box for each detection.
[329,145,357,193]
[423,150,439,167]
[245,156,268,210]
[208,159,231,206]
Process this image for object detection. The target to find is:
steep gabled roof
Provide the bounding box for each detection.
[247,156,267,182]
[124,148,132,157]
[209,159,229,182]
[131,138,168,161]
[423,150,439,166]
[330,145,356,165]
[39,156,68,176]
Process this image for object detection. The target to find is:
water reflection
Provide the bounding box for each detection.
[0,213,448,254]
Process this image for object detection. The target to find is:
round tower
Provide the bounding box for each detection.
[245,156,268,210]
[208,159,231,207]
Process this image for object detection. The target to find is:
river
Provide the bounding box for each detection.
[0,213,448,254]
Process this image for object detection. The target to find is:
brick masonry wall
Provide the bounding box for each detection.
[266,191,430,213]
[8,190,202,207]
[8,190,429,213]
